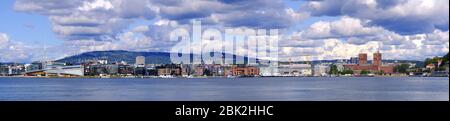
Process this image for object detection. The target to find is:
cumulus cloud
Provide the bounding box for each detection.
[291,17,404,45]
[301,0,449,34]
[278,16,449,61]
[153,0,309,28]
[300,17,385,39]
[15,0,158,42]
[0,33,35,62]
[14,0,83,15]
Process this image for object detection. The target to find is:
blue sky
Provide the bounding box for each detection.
[0,0,60,46]
[0,0,448,63]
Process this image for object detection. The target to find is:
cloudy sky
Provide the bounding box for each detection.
[0,0,448,63]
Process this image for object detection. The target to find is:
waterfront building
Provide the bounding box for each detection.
[157,64,181,76]
[208,64,226,76]
[118,64,134,75]
[426,63,436,70]
[344,51,394,75]
[180,64,192,76]
[105,64,119,74]
[231,65,259,76]
[194,65,205,76]
[278,63,312,76]
[0,65,9,76]
[259,64,278,76]
[358,53,368,65]
[134,67,146,76]
[313,64,329,77]
[25,62,44,72]
[223,65,233,76]
[46,65,84,77]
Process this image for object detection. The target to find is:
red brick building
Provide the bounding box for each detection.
[344,52,394,74]
[231,65,260,76]
[359,53,368,65]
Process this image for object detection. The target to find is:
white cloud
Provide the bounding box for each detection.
[300,17,385,40]
[302,0,449,34]
[132,25,149,33]
[0,33,9,46]
[78,0,114,11]
[0,33,35,62]
[278,16,449,61]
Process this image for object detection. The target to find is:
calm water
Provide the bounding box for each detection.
[0,77,448,101]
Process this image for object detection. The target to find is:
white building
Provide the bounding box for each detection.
[259,65,279,76]
[313,64,329,77]
[46,65,84,76]
[278,63,312,76]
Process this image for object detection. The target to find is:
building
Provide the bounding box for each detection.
[231,65,259,76]
[157,64,181,76]
[98,60,108,65]
[46,65,84,77]
[180,64,192,76]
[135,56,145,66]
[194,65,205,76]
[207,64,226,76]
[278,63,312,76]
[313,64,329,77]
[350,57,359,64]
[344,51,394,75]
[259,64,278,76]
[426,63,436,70]
[373,52,382,66]
[358,53,368,65]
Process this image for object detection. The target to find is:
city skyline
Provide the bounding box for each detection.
[1,0,449,63]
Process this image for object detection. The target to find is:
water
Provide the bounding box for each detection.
[0,77,448,101]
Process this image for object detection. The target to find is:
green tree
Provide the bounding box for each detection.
[339,70,354,75]
[360,70,370,75]
[394,63,410,73]
[328,65,339,75]
[376,70,385,75]
[444,52,449,63]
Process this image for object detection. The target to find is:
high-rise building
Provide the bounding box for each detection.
[135,56,145,66]
[373,51,382,66]
[358,53,367,65]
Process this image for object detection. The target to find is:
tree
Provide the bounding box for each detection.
[444,52,449,63]
[328,65,339,75]
[394,63,410,73]
[339,69,354,75]
[376,70,385,75]
[360,70,370,75]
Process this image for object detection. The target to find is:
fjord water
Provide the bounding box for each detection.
[0,77,448,101]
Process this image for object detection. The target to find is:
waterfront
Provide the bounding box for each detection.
[0,77,448,101]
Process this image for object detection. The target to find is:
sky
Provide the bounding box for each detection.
[0,0,449,63]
